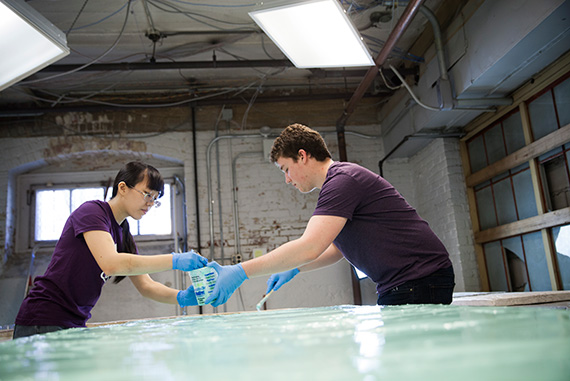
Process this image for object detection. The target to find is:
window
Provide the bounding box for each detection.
[529,76,570,212]
[553,225,570,290]
[17,167,183,252]
[35,187,105,241]
[34,184,172,242]
[462,68,570,292]
[483,232,551,292]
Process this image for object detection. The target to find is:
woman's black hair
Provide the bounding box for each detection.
[111,162,164,283]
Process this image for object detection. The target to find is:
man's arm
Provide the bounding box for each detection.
[241,215,347,278]
[205,215,347,306]
[298,243,344,272]
[265,243,345,293]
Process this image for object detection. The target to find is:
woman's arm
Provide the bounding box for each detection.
[129,274,179,304]
[83,230,173,276]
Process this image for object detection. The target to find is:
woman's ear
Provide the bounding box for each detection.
[117,181,128,196]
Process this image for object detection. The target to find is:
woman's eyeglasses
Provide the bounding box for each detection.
[130,187,161,208]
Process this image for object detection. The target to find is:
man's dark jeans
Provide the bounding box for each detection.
[13,324,67,339]
[377,266,455,305]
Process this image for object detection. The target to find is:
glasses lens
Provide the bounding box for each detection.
[144,193,160,208]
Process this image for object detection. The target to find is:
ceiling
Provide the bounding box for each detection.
[0,0,449,113]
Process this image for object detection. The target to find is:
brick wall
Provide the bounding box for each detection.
[383,139,479,292]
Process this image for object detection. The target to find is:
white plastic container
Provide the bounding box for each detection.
[188,267,218,305]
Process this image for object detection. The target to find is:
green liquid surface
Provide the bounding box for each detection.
[1,305,569,380]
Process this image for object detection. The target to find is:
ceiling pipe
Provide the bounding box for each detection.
[0,92,389,117]
[335,0,424,161]
[39,60,294,72]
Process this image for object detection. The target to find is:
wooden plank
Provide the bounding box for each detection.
[474,207,570,244]
[459,139,489,290]
[466,123,570,187]
[520,102,561,290]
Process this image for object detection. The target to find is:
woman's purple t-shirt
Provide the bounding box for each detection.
[313,162,452,296]
[16,200,127,328]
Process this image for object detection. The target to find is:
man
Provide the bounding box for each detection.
[205,123,454,307]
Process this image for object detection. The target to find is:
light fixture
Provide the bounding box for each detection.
[249,0,374,68]
[0,0,70,91]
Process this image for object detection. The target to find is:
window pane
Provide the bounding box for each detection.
[502,236,528,292]
[35,190,70,241]
[467,134,487,173]
[502,111,525,154]
[541,154,570,211]
[512,168,538,220]
[484,123,506,165]
[484,241,508,291]
[127,184,172,236]
[553,77,570,127]
[71,188,105,211]
[553,225,570,291]
[493,177,517,225]
[475,186,497,230]
[522,231,551,291]
[528,91,558,140]
[139,184,172,235]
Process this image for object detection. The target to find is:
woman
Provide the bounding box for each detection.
[13,161,206,339]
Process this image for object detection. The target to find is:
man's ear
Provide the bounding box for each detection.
[298,149,309,162]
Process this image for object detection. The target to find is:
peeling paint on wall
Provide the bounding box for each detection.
[42,136,148,170]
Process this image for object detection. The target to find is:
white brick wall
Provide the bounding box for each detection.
[383,138,480,292]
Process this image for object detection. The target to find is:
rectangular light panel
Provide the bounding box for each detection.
[249,0,374,68]
[0,0,70,91]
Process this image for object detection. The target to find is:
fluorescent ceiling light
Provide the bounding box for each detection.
[0,0,70,91]
[249,0,374,68]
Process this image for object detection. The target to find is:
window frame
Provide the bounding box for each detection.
[16,167,184,253]
[461,64,570,291]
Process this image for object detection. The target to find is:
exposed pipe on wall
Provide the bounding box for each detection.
[191,106,204,315]
[191,106,202,254]
[231,151,265,260]
[206,133,262,261]
[378,132,464,177]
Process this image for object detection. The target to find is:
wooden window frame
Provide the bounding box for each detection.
[460,52,570,291]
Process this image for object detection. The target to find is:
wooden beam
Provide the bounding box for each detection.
[460,139,489,290]
[474,207,570,244]
[466,123,570,187]
[520,103,561,290]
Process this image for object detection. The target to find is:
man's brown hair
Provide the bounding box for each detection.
[270,123,332,163]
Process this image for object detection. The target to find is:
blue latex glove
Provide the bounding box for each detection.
[266,268,300,294]
[177,286,198,307]
[172,250,208,271]
[204,261,248,307]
